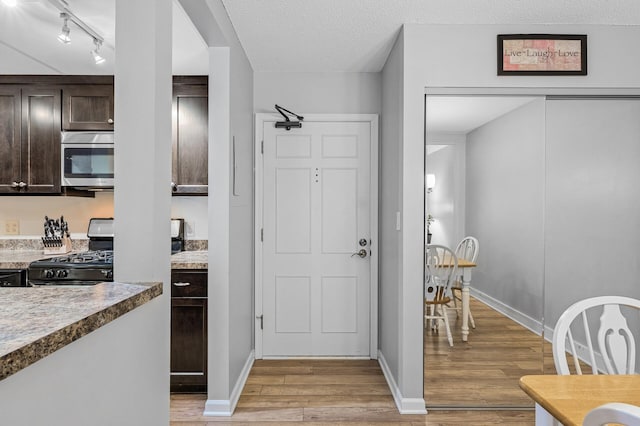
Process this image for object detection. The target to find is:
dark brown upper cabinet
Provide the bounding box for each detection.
[0,86,61,194]
[172,77,208,195]
[62,84,114,131]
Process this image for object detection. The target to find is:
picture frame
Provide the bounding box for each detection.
[497,34,587,76]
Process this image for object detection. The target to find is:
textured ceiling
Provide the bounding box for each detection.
[220,0,640,72]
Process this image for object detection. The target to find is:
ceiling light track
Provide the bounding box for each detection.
[48,0,104,44]
[48,0,105,64]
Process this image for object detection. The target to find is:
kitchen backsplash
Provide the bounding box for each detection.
[1,193,208,239]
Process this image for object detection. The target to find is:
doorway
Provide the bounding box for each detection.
[254,114,379,358]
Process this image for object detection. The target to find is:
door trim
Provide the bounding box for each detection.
[254,113,379,359]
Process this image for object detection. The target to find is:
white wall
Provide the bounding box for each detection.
[425,134,466,249]
[466,98,545,321]
[0,298,166,426]
[254,72,381,114]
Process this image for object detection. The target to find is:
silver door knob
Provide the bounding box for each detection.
[18,181,27,188]
[351,249,367,258]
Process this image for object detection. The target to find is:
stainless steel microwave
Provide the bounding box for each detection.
[61,131,114,189]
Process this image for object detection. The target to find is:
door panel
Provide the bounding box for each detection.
[0,87,21,193]
[261,120,372,356]
[276,168,311,253]
[21,89,61,193]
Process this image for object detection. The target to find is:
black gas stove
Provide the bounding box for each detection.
[28,218,115,286]
[28,250,113,286]
[27,217,185,286]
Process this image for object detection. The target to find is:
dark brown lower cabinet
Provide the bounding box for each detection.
[170,270,207,393]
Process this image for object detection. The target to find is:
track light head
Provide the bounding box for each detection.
[91,38,105,64]
[58,13,71,44]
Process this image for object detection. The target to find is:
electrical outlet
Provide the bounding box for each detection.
[5,219,19,235]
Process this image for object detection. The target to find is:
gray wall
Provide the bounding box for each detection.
[0,299,166,425]
[254,72,381,114]
[379,29,403,398]
[180,0,255,411]
[465,98,546,322]
[545,99,640,327]
[227,25,255,400]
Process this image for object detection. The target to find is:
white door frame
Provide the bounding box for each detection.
[254,113,379,359]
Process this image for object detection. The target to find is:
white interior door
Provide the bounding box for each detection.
[258,118,375,357]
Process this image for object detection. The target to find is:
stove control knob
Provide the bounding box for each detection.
[102,270,113,280]
[56,269,68,278]
[44,269,55,278]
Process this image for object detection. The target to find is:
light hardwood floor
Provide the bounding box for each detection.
[424,297,549,408]
[170,297,544,424]
[170,359,534,424]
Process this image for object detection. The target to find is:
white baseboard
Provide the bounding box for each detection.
[472,289,614,373]
[203,350,255,417]
[470,288,542,335]
[377,350,427,415]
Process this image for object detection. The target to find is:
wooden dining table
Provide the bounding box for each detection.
[454,258,476,342]
[519,374,640,426]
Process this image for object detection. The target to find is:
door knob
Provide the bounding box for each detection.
[351,249,367,258]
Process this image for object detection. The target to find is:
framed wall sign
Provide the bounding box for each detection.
[498,34,587,76]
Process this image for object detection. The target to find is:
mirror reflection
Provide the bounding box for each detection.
[424,94,640,409]
[424,95,546,408]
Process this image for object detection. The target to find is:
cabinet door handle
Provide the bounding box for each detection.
[18,181,27,188]
[173,282,191,287]
[11,181,20,188]
[107,118,114,124]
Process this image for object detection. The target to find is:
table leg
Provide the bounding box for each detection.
[461,268,471,342]
[535,403,561,426]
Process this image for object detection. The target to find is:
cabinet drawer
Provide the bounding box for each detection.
[171,270,207,297]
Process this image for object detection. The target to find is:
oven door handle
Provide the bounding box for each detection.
[172,282,191,287]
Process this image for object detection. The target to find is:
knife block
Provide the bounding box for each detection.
[43,237,73,255]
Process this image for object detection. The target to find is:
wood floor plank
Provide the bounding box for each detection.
[283,374,387,385]
[259,384,392,396]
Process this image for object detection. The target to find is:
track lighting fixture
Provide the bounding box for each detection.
[91,38,105,64]
[57,13,71,44]
[48,0,106,65]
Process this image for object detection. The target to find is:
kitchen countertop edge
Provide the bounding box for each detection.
[0,281,162,382]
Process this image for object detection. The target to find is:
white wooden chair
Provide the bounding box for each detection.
[583,402,640,426]
[424,244,458,347]
[450,236,479,328]
[552,295,640,375]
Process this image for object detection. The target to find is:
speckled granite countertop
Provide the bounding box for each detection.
[170,250,207,269]
[0,281,162,381]
[0,248,208,270]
